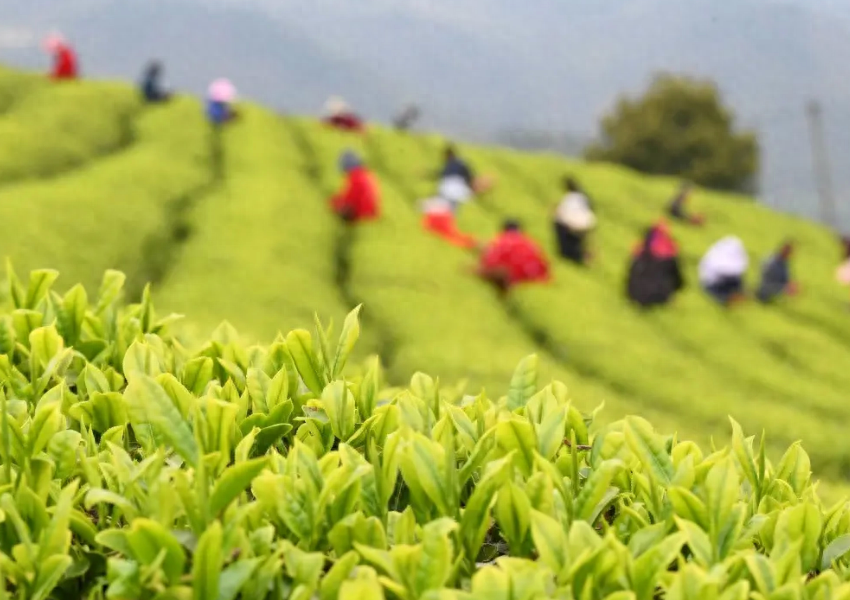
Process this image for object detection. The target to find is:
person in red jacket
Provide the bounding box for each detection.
[331,151,380,222]
[43,34,79,80]
[421,197,478,249]
[478,220,550,292]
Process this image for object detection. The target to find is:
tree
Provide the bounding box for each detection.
[585,74,759,192]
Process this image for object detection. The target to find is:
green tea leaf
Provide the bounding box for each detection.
[123,341,162,382]
[320,551,359,600]
[821,534,850,570]
[217,558,262,600]
[574,459,623,523]
[127,519,186,584]
[30,554,72,600]
[321,381,356,441]
[332,305,361,379]
[183,357,214,397]
[209,458,267,516]
[495,481,531,551]
[506,355,538,411]
[775,442,811,497]
[25,270,59,310]
[286,330,324,395]
[193,521,222,600]
[530,510,569,573]
[95,270,126,314]
[495,418,537,477]
[57,284,87,345]
[624,416,674,486]
[124,375,199,467]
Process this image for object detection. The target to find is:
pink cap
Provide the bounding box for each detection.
[43,32,66,53]
[208,78,237,103]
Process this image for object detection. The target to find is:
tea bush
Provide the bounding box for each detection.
[0,96,213,294]
[2,267,850,599]
[2,69,850,497]
[0,81,140,184]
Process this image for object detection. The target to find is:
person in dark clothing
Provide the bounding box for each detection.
[140,61,171,103]
[440,144,475,188]
[553,177,596,265]
[626,221,684,307]
[757,241,798,303]
[394,105,420,131]
[667,182,705,226]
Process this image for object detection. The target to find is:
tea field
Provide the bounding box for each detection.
[1,68,850,496]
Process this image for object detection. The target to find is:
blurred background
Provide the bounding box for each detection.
[2,0,850,228]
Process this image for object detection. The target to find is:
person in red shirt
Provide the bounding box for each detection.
[421,198,478,249]
[330,151,380,223]
[43,34,79,80]
[478,220,550,292]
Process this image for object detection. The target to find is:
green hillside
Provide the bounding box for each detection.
[2,71,850,494]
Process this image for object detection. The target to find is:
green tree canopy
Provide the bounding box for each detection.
[586,74,759,192]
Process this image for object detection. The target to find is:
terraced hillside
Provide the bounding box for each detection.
[2,70,850,493]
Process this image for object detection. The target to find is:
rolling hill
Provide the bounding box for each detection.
[2,68,850,499]
[4,0,850,227]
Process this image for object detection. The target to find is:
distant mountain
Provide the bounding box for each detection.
[2,0,850,227]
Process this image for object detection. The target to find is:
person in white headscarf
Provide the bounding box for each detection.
[698,236,749,305]
[324,96,365,132]
[553,176,596,265]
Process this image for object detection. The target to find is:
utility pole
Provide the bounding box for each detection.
[806,100,837,227]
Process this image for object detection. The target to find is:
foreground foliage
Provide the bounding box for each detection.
[0,269,849,599]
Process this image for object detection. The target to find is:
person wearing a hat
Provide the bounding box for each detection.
[206,78,238,125]
[330,150,380,222]
[43,33,78,80]
[477,220,550,293]
[553,176,596,265]
[324,97,365,133]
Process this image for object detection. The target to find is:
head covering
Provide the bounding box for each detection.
[208,78,236,103]
[837,259,850,285]
[420,197,453,215]
[145,61,162,78]
[438,176,473,205]
[43,32,66,53]
[339,150,362,173]
[564,176,580,193]
[325,96,349,117]
[699,236,749,283]
[636,221,678,259]
[556,192,595,231]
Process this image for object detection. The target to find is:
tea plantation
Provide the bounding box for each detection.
[3,69,850,598]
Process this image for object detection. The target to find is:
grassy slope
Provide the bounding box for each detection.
[1,71,849,491]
